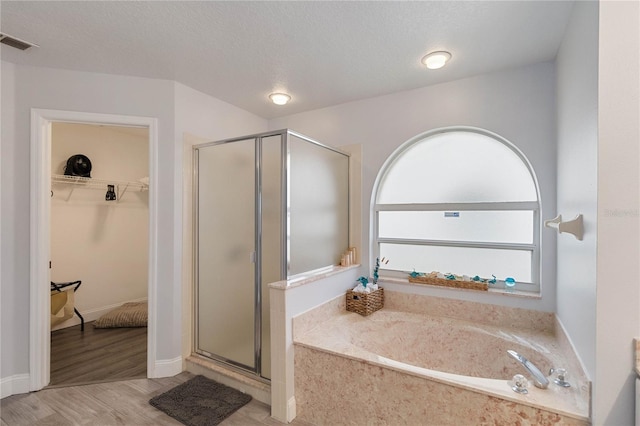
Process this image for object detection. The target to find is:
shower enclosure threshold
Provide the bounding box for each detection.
[186,354,271,405]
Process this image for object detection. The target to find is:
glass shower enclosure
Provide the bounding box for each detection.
[193,129,349,380]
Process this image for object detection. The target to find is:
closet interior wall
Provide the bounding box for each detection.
[51,123,149,329]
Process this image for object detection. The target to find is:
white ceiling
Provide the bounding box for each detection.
[1,1,574,119]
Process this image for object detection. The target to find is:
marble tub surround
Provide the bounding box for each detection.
[384,290,555,332]
[292,296,590,424]
[292,289,554,338]
[269,264,362,423]
[293,293,345,339]
[295,345,588,426]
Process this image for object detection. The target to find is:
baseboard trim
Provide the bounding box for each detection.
[1,374,30,399]
[151,356,183,378]
[287,396,297,422]
[51,297,148,331]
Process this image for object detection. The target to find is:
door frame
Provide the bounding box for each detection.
[30,109,159,390]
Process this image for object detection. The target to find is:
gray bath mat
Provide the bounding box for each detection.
[149,375,252,426]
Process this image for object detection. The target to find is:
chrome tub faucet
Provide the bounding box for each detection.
[507,350,550,389]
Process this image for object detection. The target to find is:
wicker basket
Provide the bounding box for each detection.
[346,287,384,316]
[408,275,488,291]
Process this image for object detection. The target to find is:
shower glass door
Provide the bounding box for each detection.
[195,138,256,370]
[193,129,346,380]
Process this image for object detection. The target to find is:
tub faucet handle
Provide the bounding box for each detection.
[552,367,571,387]
[510,374,529,394]
[507,350,549,389]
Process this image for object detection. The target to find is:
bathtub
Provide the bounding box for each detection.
[293,305,590,425]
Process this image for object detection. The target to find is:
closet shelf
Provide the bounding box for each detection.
[51,174,148,201]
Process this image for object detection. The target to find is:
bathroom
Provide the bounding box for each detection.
[1,1,638,425]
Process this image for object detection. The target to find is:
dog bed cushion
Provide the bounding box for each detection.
[94,302,147,328]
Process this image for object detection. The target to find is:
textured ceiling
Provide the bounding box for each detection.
[1,1,574,119]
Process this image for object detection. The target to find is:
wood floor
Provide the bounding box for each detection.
[1,373,314,426]
[50,321,147,386]
[2,324,316,425]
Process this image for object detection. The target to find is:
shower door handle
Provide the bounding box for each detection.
[250,251,256,264]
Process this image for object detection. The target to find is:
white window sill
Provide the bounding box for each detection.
[379,276,542,300]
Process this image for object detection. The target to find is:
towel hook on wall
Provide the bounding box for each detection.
[544,214,583,241]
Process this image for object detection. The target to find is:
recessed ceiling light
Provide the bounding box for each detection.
[269,93,291,105]
[421,51,452,70]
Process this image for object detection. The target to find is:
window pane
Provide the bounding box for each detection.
[377,131,537,203]
[380,243,532,282]
[379,211,533,244]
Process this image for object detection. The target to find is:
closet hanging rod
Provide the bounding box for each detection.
[51,174,149,192]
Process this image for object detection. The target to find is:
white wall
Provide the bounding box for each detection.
[595,1,640,424]
[555,0,598,383]
[174,82,267,143]
[270,62,558,312]
[0,61,31,396]
[50,123,149,328]
[0,63,177,387]
[0,65,269,393]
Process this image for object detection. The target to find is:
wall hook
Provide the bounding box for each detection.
[544,214,583,241]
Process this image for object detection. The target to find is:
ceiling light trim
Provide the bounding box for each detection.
[269,93,291,106]
[421,51,452,70]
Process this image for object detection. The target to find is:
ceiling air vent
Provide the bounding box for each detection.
[0,33,38,50]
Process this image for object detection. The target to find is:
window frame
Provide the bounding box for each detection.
[372,127,541,293]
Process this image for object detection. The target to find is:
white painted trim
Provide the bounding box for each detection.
[30,110,52,391]
[152,356,183,378]
[30,109,159,391]
[50,297,148,331]
[172,122,184,371]
[287,396,297,423]
[0,59,3,404]
[146,115,160,379]
[0,374,30,399]
[181,134,207,363]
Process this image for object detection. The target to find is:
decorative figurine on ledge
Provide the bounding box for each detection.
[409,269,424,278]
[372,257,389,285]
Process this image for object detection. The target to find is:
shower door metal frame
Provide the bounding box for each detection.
[192,130,287,379]
[192,129,349,380]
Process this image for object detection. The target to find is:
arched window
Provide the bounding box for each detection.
[373,127,540,292]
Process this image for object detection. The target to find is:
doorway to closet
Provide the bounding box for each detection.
[49,122,149,386]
